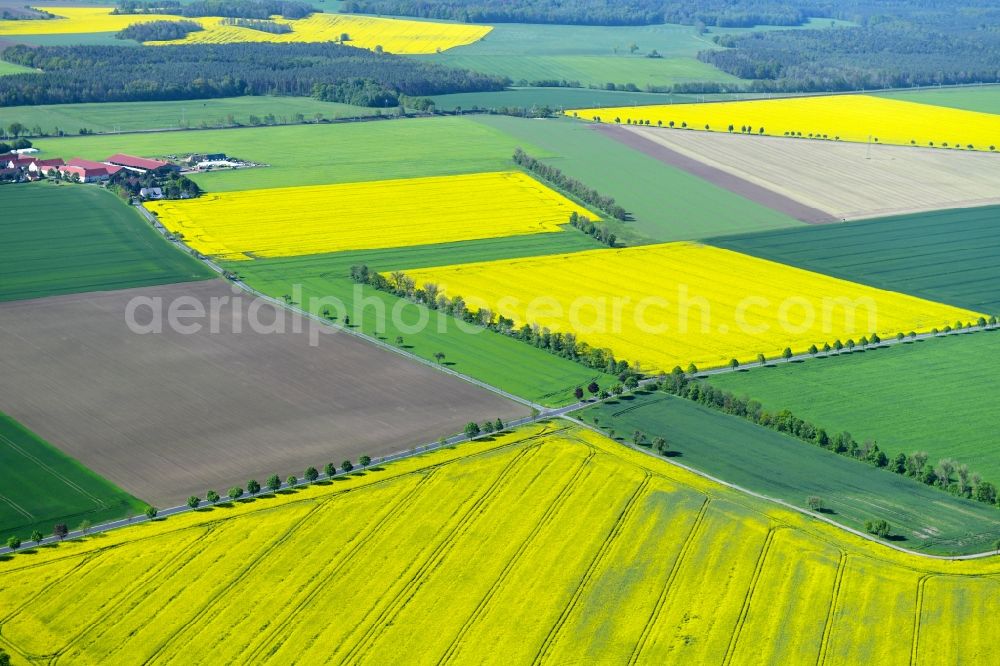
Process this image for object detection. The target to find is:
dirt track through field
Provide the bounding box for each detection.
[613,124,1000,221]
[0,279,523,507]
[594,124,836,224]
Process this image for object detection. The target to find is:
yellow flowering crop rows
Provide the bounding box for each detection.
[0,7,489,54]
[402,242,982,372]
[146,172,592,260]
[568,94,1000,151]
[1,423,997,664]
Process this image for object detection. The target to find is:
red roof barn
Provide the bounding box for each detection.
[62,158,111,182]
[105,153,177,173]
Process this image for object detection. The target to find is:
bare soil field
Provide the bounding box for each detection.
[595,124,834,224]
[614,125,1000,221]
[0,280,523,507]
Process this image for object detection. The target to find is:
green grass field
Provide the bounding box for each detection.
[0,182,212,302]
[0,31,134,46]
[706,330,1000,482]
[0,412,146,542]
[0,58,31,75]
[710,206,1000,313]
[227,232,615,407]
[0,97,381,134]
[473,115,802,243]
[427,87,787,111]
[878,84,1000,115]
[415,22,737,88]
[30,116,549,192]
[578,391,1000,555]
[414,18,851,88]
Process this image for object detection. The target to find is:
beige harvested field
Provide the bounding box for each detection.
[0,280,522,507]
[622,125,1000,220]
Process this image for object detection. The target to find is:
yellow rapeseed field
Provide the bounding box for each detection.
[401,242,982,372]
[147,172,593,260]
[568,94,1000,151]
[1,422,997,664]
[0,7,489,54]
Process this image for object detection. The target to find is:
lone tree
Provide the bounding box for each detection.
[652,436,668,455]
[729,358,739,369]
[807,496,824,512]
[324,462,336,478]
[632,430,645,446]
[145,506,158,520]
[187,496,201,510]
[494,418,504,432]
[341,460,354,473]
[286,475,297,487]
[247,479,261,495]
[305,466,319,483]
[482,420,495,434]
[433,352,446,364]
[359,455,371,467]
[206,489,220,505]
[574,386,584,400]
[686,363,698,375]
[757,353,767,366]
[31,530,43,547]
[587,381,600,396]
[7,536,20,551]
[464,422,481,438]
[266,474,281,493]
[228,486,244,501]
[54,523,69,540]
[782,347,793,361]
[864,519,891,538]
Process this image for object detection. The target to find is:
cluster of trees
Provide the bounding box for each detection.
[114,0,316,19]
[463,418,506,438]
[513,148,627,221]
[116,19,204,42]
[220,17,293,33]
[568,212,616,246]
[349,264,639,377]
[659,367,1000,509]
[312,78,403,107]
[700,3,1000,91]
[0,43,508,107]
[342,0,812,28]
[108,169,201,201]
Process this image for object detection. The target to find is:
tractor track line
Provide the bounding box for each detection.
[437,446,598,666]
[532,472,653,665]
[627,498,711,666]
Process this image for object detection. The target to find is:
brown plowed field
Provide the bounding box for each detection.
[613,125,1000,221]
[0,280,522,507]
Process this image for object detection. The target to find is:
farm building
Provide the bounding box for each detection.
[106,153,179,174]
[28,158,65,176]
[61,158,119,182]
[139,187,163,199]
